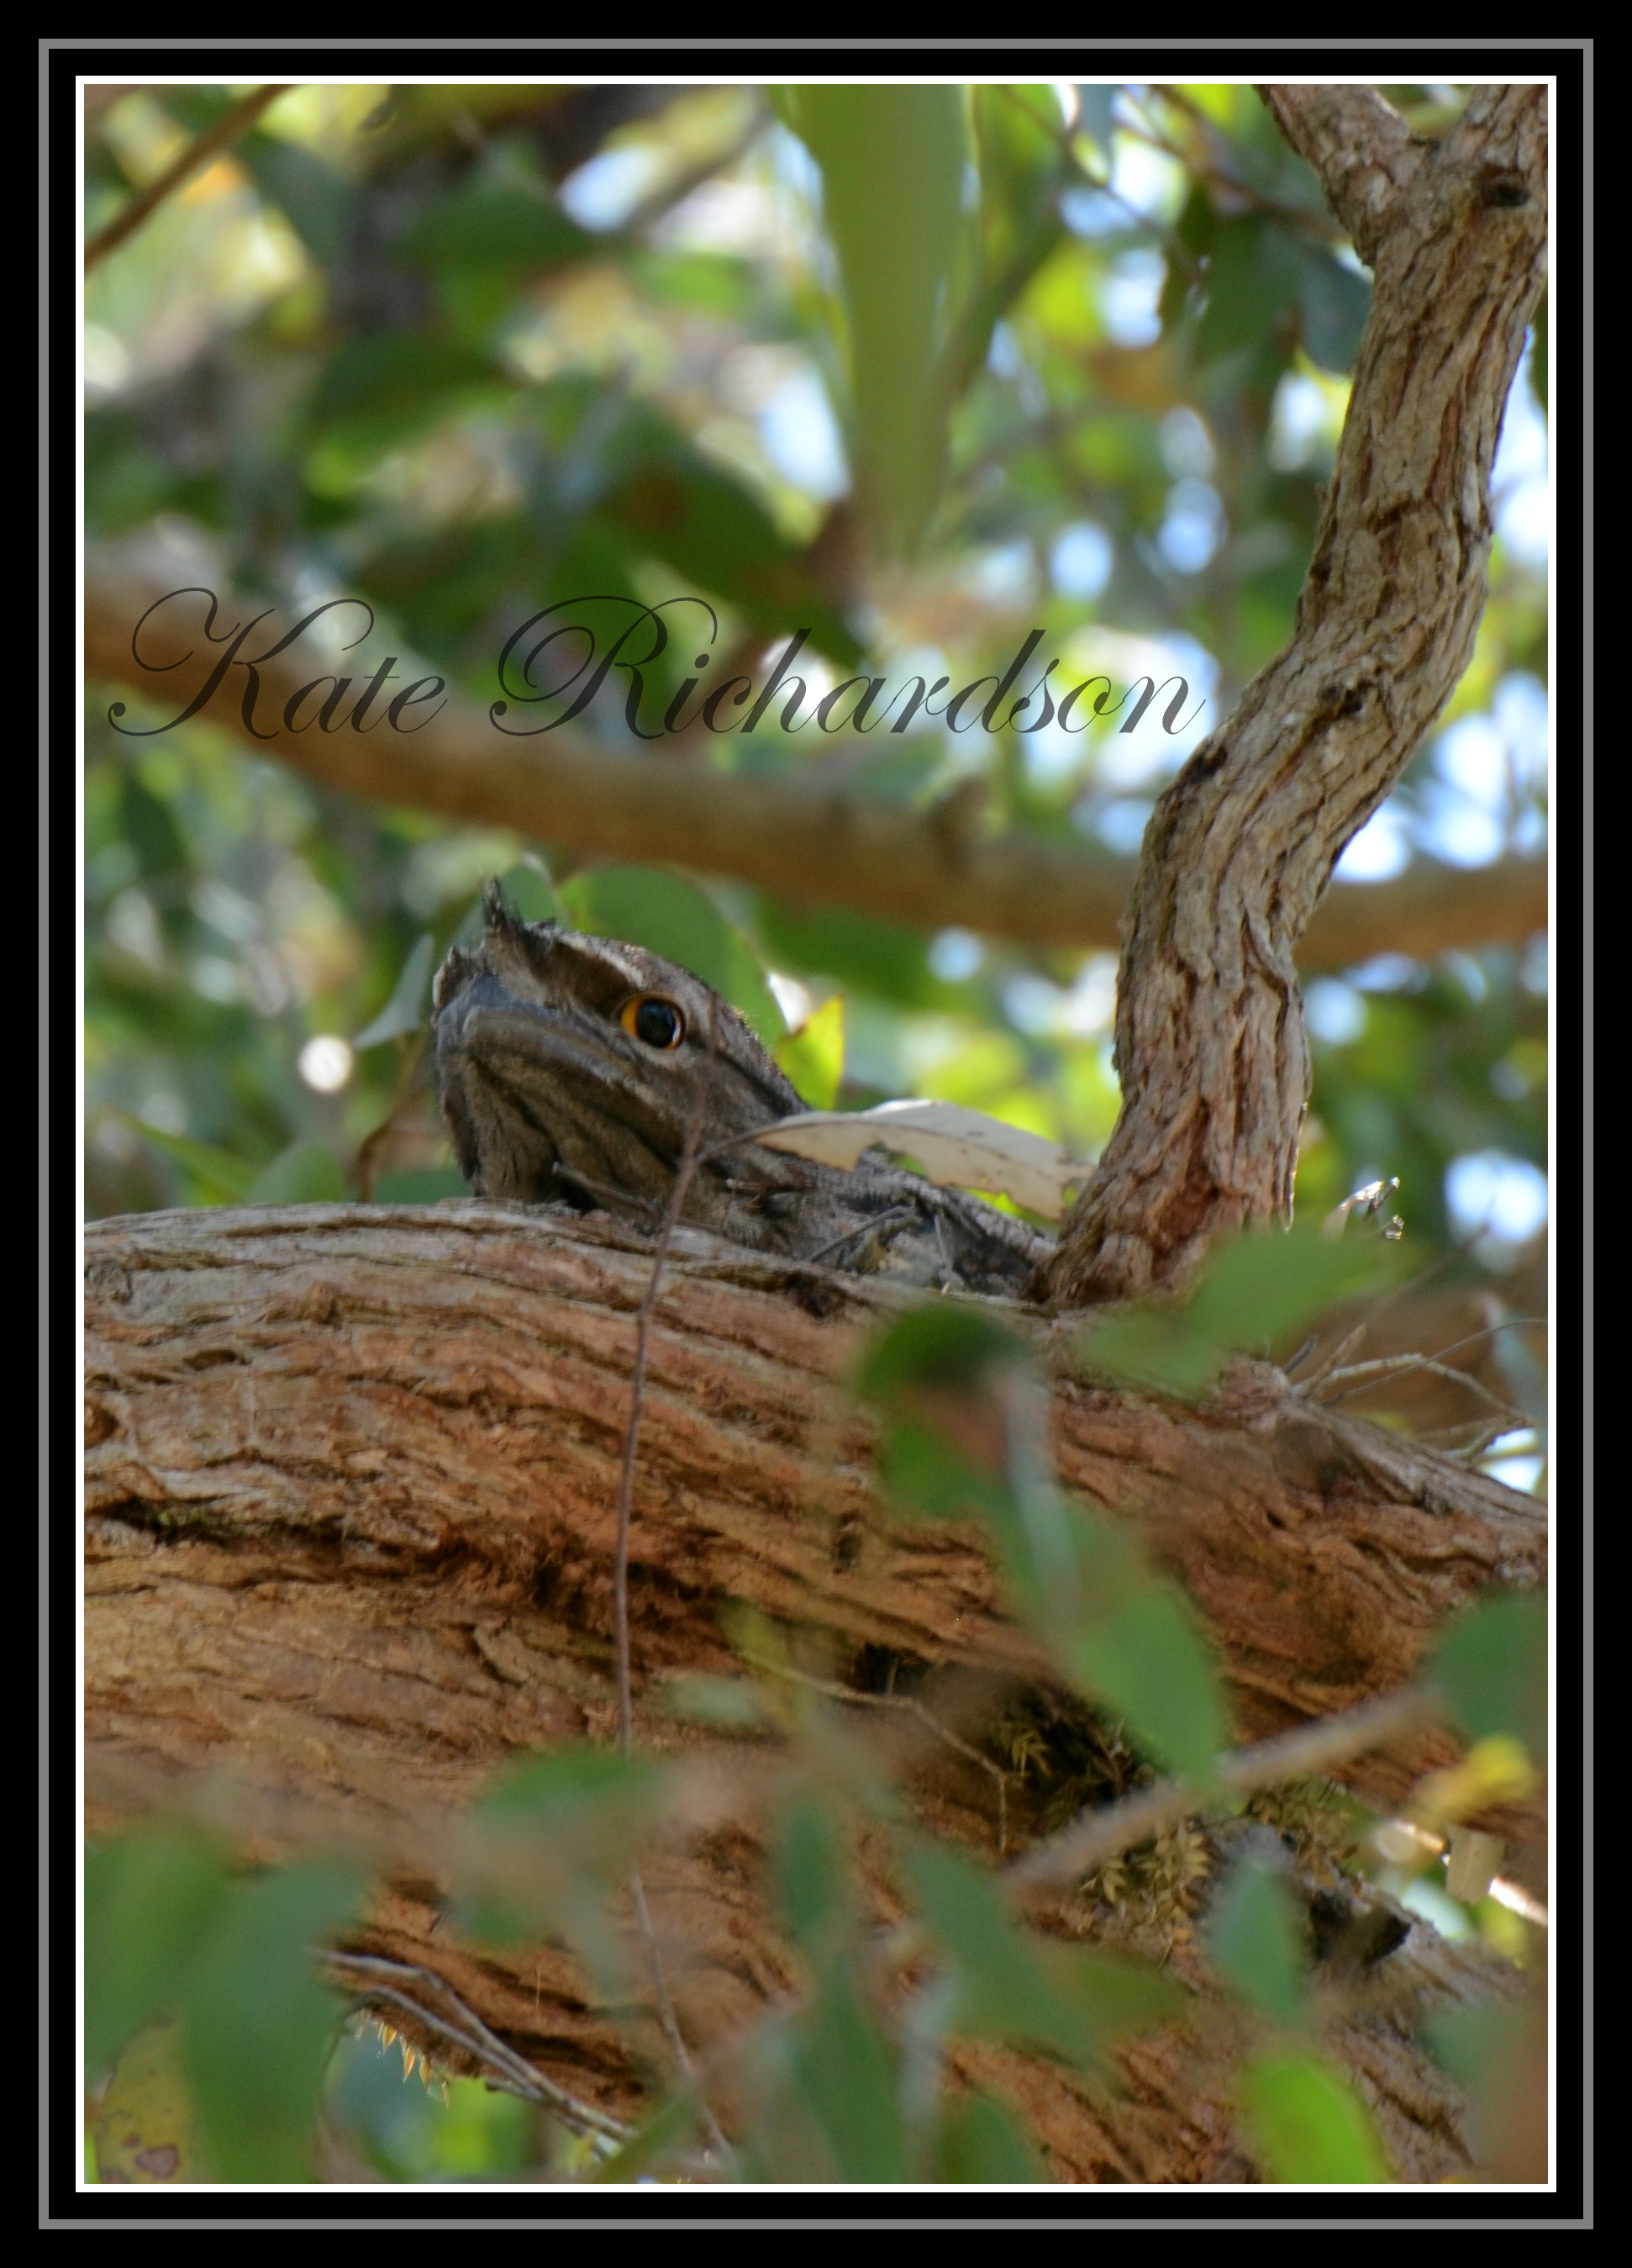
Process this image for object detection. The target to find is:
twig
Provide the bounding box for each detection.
[628,1867,734,2161]
[1315,1354,1527,1425]
[741,1653,1013,1857]
[1292,1215,1522,1392]
[613,998,717,1758]
[323,1949,629,2146]
[1315,1316,1545,1406]
[1295,1320,1370,1393]
[84,85,290,272]
[609,1004,732,2156]
[1004,1682,1435,1892]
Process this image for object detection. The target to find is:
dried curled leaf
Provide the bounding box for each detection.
[756,1100,1085,1220]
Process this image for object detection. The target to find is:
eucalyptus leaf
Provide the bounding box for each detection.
[354,932,434,1049]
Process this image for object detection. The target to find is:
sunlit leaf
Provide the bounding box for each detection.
[758,1098,1084,1219]
[1240,2051,1392,2183]
[92,2018,200,2185]
[492,858,563,926]
[776,994,845,1109]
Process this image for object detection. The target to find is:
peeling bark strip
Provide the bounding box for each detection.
[1050,87,1548,1306]
[84,1203,1545,2178]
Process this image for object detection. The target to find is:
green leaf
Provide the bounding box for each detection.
[374,1167,466,1203]
[461,1748,666,1981]
[491,857,563,925]
[1082,1219,1400,1401]
[788,1957,910,2183]
[1068,1579,1229,1782]
[775,1796,852,1952]
[401,178,592,278]
[354,932,434,1049]
[560,865,784,1046]
[121,1117,257,1205]
[308,333,502,482]
[476,1745,661,1833]
[1206,1851,1309,2025]
[178,1858,364,2184]
[936,2091,1045,2184]
[245,1140,345,1205]
[92,2018,201,2186]
[776,994,845,1108]
[596,413,862,664]
[906,1842,1182,2072]
[785,85,968,556]
[858,1311,1228,1775]
[1429,1589,1547,1759]
[85,1831,233,2080]
[1195,215,1303,366]
[1298,247,1371,374]
[858,1303,1029,1409]
[592,2090,705,2184]
[240,137,352,266]
[1240,2052,1392,2183]
[856,1307,1031,1532]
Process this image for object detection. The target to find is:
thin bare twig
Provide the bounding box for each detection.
[323,1949,629,2145]
[1292,1215,1527,1391]
[84,86,290,272]
[1313,1316,1545,1408]
[742,1652,1014,1857]
[1004,1682,1436,1892]
[613,998,717,1758]
[608,1005,732,2157]
[1315,1354,1527,1425]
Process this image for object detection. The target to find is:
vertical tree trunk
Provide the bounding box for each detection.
[1050,86,1548,1306]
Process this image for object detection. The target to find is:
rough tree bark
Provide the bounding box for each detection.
[86,1205,1545,2181]
[1049,84,1548,1305]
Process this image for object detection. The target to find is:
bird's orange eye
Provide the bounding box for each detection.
[619,995,686,1050]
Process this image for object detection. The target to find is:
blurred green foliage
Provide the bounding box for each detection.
[85,79,1546,1305]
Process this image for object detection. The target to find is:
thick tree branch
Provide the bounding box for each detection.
[84,1202,1545,2179]
[1048,86,1548,1306]
[84,559,1541,965]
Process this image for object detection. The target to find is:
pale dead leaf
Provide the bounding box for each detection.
[755,1099,1087,1220]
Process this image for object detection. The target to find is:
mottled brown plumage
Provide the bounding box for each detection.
[432,887,1049,1296]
